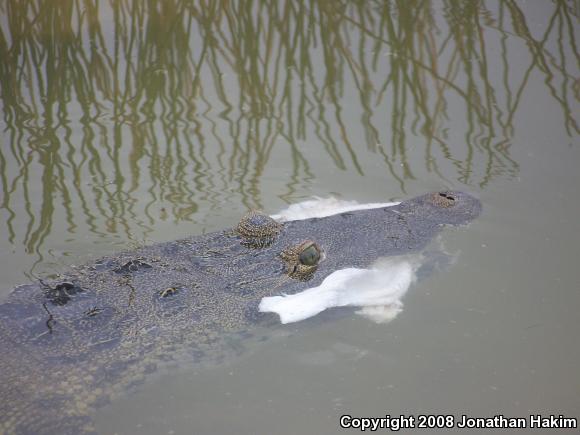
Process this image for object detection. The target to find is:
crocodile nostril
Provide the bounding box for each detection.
[429,192,457,208]
[439,192,456,201]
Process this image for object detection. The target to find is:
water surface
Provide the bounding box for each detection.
[0,1,579,434]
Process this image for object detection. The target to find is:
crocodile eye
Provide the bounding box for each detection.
[299,243,320,266]
[280,240,323,281]
[236,210,282,248]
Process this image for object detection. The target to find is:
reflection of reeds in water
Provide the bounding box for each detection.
[0,0,578,256]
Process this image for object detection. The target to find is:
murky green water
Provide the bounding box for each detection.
[1,1,579,434]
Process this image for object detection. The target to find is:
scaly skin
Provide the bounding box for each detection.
[0,191,481,435]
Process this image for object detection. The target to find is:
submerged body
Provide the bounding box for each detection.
[0,192,481,435]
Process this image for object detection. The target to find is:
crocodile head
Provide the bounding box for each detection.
[254,191,482,323]
[262,191,481,275]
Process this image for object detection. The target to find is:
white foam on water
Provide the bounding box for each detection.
[270,197,399,222]
[356,303,404,324]
[259,256,419,324]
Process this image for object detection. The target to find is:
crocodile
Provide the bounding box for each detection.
[0,191,481,435]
